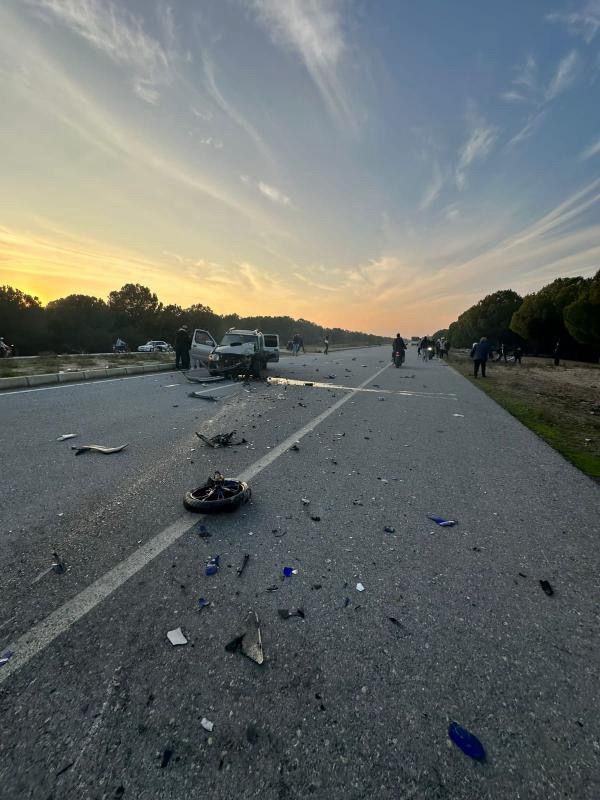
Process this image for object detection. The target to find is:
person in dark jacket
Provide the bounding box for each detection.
[175,325,191,370]
[392,333,406,362]
[471,337,492,377]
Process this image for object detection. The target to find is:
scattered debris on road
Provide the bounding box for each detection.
[192,522,211,538]
[0,649,15,667]
[167,627,188,646]
[540,579,554,596]
[200,717,214,732]
[356,582,365,592]
[453,413,465,418]
[72,443,128,456]
[189,391,219,401]
[205,556,220,576]
[283,567,298,577]
[310,515,321,522]
[237,554,250,577]
[384,526,396,533]
[289,442,300,452]
[196,431,247,448]
[160,749,174,768]
[301,497,310,505]
[225,610,264,664]
[184,472,251,513]
[278,608,305,620]
[198,598,210,610]
[448,722,486,761]
[57,434,77,441]
[185,374,225,384]
[427,514,457,527]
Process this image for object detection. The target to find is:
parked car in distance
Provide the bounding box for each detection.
[137,340,172,352]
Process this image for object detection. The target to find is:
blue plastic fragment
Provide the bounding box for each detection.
[448,722,486,761]
[428,514,456,527]
[283,567,297,577]
[0,650,14,667]
[198,598,210,610]
[205,556,220,576]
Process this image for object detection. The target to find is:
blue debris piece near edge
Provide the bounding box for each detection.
[0,650,15,667]
[428,514,457,527]
[448,722,486,761]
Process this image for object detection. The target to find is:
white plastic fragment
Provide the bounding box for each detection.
[57,434,77,441]
[301,498,310,505]
[201,717,214,732]
[356,583,365,592]
[167,627,188,646]
[452,413,465,418]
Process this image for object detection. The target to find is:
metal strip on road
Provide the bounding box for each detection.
[0,361,392,686]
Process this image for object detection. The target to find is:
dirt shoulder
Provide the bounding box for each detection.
[448,351,600,481]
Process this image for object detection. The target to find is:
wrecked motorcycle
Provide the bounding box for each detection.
[184,471,251,513]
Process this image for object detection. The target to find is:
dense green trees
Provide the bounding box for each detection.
[445,271,599,360]
[0,284,387,355]
[448,290,523,348]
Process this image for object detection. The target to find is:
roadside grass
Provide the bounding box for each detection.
[449,351,600,481]
[0,352,173,378]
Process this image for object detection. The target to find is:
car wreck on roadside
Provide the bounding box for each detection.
[206,329,279,377]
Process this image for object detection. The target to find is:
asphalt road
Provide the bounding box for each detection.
[0,346,599,800]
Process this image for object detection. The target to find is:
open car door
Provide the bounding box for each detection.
[190,329,217,368]
[263,333,279,362]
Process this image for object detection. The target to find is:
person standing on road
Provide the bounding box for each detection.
[292,333,300,356]
[323,335,329,355]
[471,337,492,377]
[175,325,191,370]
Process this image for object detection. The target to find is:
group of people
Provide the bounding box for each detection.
[470,338,524,377]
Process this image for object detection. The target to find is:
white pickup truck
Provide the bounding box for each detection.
[190,327,279,376]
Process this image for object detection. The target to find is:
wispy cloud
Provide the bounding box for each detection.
[27,0,171,103]
[419,162,444,210]
[581,135,600,158]
[201,52,273,163]
[546,1,600,43]
[546,50,580,100]
[455,114,498,189]
[507,109,547,147]
[247,0,356,132]
[190,105,213,121]
[258,181,291,205]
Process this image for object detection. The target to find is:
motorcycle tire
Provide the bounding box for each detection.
[184,475,251,513]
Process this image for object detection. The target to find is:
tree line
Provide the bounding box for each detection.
[0,283,388,356]
[444,270,600,361]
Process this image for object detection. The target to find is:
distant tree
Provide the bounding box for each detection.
[563,269,600,348]
[510,277,586,353]
[107,284,163,346]
[449,290,522,348]
[0,285,46,355]
[46,294,111,353]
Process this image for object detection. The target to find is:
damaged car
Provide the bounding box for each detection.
[207,328,279,377]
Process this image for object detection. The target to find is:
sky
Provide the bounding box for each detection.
[1,0,599,336]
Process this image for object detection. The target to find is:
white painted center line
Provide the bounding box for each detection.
[0,362,391,686]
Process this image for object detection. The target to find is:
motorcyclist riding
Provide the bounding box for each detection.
[392,333,406,363]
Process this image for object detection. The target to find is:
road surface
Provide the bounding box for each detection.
[0,346,598,799]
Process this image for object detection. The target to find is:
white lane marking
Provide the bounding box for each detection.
[0,361,391,685]
[189,383,236,396]
[0,372,177,397]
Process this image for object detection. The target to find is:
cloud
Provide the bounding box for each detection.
[418,162,444,211]
[581,135,600,158]
[190,105,213,121]
[546,1,600,43]
[247,0,356,132]
[27,0,171,102]
[258,181,291,205]
[201,52,273,163]
[507,109,547,147]
[500,90,527,103]
[455,114,498,189]
[545,50,580,100]
[198,136,224,149]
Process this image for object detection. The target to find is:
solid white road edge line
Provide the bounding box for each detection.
[0,361,391,686]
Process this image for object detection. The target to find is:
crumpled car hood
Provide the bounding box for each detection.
[214,344,255,356]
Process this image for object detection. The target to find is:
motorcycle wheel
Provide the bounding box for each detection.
[184,473,251,513]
